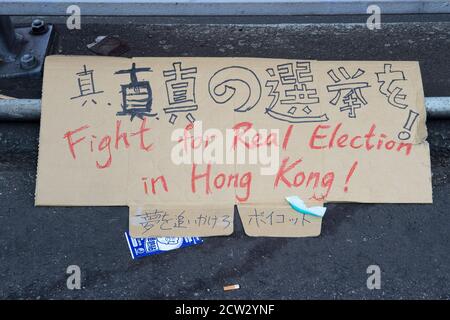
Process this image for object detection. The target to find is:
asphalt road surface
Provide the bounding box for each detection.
[0,15,449,299]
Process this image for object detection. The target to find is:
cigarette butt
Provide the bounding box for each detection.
[224,284,240,291]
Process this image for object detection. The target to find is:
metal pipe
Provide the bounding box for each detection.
[0,97,449,121]
[424,97,450,119]
[0,99,41,120]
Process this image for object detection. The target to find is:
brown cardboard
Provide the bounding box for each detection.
[129,204,234,237]
[36,56,432,237]
[35,56,131,206]
[239,204,322,237]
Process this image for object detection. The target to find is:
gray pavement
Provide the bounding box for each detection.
[0,16,449,299]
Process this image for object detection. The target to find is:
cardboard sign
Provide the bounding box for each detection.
[129,205,234,237]
[239,204,322,238]
[36,56,432,237]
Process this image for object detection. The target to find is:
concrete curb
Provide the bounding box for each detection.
[1,0,450,16]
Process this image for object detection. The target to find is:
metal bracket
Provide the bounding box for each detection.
[0,16,54,79]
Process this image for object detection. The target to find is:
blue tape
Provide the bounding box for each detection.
[285,196,326,218]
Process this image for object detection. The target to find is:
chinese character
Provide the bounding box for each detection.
[248,209,266,228]
[376,63,408,109]
[265,62,328,123]
[145,238,159,252]
[326,67,370,118]
[135,209,162,233]
[163,62,198,124]
[70,64,104,106]
[173,210,188,229]
[115,63,157,121]
[135,209,169,234]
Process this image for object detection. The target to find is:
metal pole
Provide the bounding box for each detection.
[0,97,449,121]
[0,16,22,62]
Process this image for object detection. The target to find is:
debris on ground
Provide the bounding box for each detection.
[224,284,240,291]
[87,35,130,56]
[124,232,203,259]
